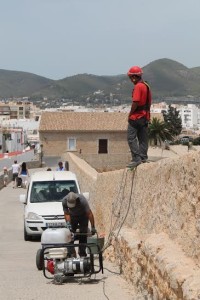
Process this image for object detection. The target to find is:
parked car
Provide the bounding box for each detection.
[179,136,193,145]
[19,170,89,241]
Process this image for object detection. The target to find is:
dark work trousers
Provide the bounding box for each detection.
[127,117,149,163]
[70,214,88,257]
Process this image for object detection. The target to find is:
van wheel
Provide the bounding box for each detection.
[36,249,44,271]
[24,226,31,241]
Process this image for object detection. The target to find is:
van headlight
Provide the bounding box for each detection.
[27,212,43,221]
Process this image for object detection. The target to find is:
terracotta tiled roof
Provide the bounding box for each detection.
[39,111,129,132]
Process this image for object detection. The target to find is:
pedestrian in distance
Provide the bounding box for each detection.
[3,167,9,187]
[127,66,152,168]
[56,161,65,171]
[18,162,29,188]
[11,160,20,188]
[62,192,97,257]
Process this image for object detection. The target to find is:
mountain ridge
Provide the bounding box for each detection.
[0,58,200,104]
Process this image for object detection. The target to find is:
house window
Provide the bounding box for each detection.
[4,133,12,140]
[68,138,76,151]
[98,139,108,154]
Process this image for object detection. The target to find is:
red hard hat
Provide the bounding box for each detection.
[127,66,143,77]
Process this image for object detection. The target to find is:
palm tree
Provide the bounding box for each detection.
[148,117,174,146]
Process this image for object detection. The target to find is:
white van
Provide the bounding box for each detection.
[19,170,88,241]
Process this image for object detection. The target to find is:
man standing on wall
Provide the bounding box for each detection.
[127,66,152,168]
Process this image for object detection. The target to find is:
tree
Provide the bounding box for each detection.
[148,117,174,146]
[162,105,182,136]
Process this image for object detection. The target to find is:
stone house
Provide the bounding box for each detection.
[39,111,130,169]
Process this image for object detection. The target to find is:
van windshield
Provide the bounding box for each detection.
[30,180,78,203]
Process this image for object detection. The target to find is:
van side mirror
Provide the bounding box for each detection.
[83,192,89,200]
[19,194,26,204]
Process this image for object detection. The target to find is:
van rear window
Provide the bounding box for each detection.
[30,180,78,203]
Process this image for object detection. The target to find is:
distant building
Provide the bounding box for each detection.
[0,127,26,153]
[177,104,198,129]
[39,111,168,170]
[0,101,31,119]
[39,111,129,157]
[151,102,200,129]
[1,118,40,148]
[0,100,40,120]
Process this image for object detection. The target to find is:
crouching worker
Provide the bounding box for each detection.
[62,191,96,257]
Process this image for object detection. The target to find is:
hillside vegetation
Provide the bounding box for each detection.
[0,58,200,103]
[0,69,53,98]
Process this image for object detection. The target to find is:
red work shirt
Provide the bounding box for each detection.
[129,81,152,121]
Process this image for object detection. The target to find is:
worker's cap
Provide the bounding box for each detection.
[66,192,78,208]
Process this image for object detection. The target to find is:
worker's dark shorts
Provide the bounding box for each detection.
[12,173,18,181]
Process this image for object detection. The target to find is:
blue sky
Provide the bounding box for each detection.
[0,0,200,79]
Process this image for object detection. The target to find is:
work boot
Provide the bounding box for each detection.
[127,161,141,168]
[141,159,147,163]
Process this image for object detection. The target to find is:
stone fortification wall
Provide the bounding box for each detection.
[64,152,200,299]
[79,153,131,171]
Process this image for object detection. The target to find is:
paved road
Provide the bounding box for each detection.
[0,168,137,300]
[43,156,62,169]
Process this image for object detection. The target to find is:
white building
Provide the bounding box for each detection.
[2,118,40,146]
[0,127,26,153]
[150,102,168,114]
[0,118,40,153]
[177,104,198,129]
[151,103,200,130]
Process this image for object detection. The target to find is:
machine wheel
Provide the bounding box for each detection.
[36,249,44,271]
[24,226,32,241]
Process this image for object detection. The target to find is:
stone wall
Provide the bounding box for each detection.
[79,153,131,171]
[63,151,200,299]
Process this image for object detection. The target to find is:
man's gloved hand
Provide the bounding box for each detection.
[91,227,97,236]
[65,221,72,231]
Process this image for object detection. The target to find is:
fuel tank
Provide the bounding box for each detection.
[41,227,72,245]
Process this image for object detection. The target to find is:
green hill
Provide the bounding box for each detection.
[0,58,200,103]
[144,58,200,97]
[0,69,53,98]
